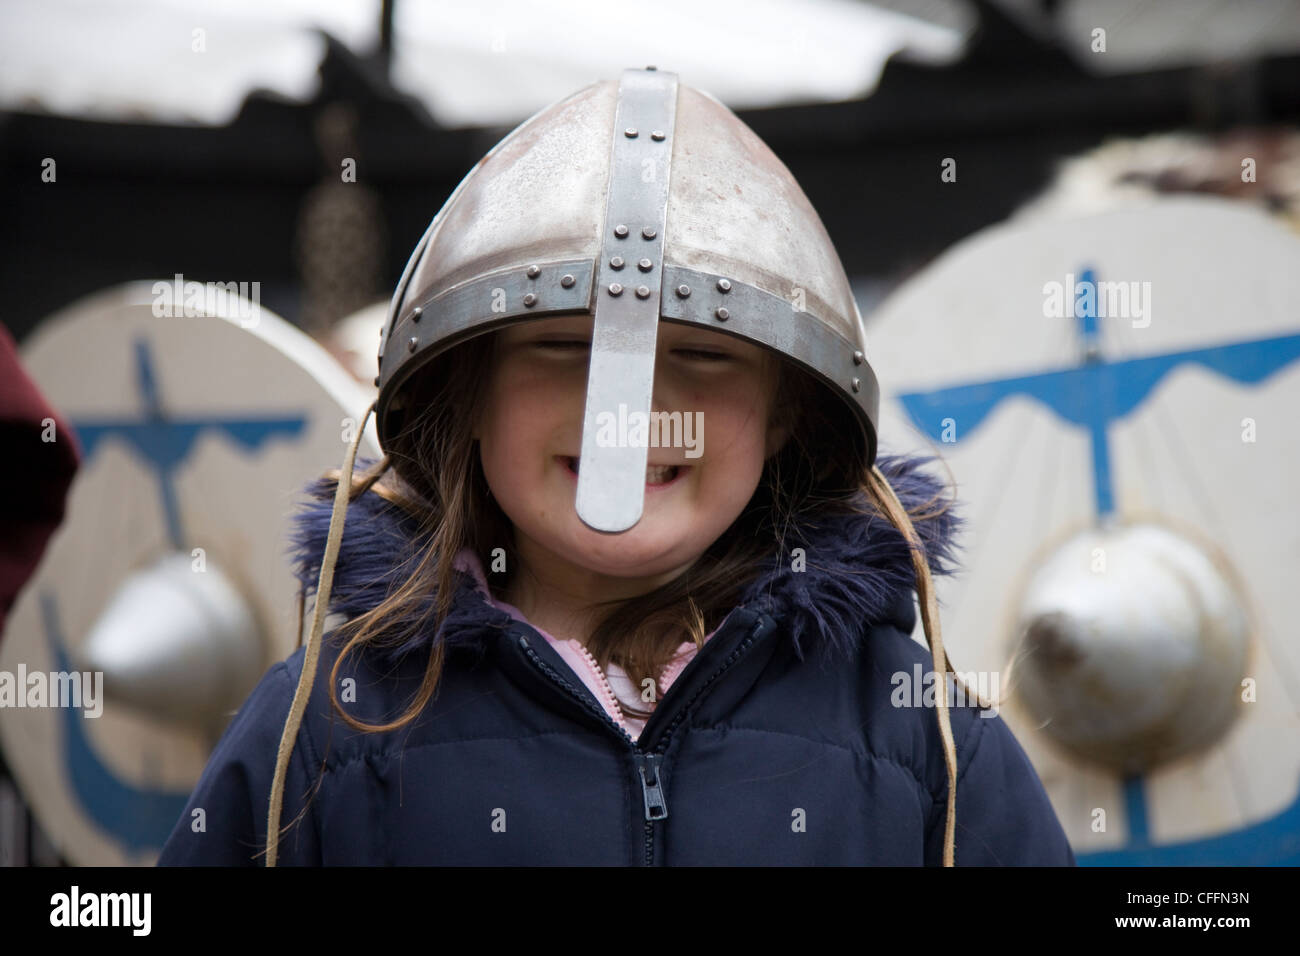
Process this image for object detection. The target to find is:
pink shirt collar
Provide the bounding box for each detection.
[453,547,714,741]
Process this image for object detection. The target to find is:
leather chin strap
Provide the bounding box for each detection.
[266,400,374,867]
[265,408,962,868]
[868,464,961,867]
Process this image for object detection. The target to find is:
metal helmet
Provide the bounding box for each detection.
[375,66,879,532]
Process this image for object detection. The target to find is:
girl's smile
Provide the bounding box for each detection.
[556,455,691,489]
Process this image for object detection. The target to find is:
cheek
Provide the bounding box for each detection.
[476,358,584,484]
[476,368,540,486]
[479,403,532,473]
[693,378,773,466]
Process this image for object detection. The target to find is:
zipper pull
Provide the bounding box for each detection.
[638,753,668,821]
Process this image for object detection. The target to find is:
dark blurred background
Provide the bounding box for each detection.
[5,0,1299,349]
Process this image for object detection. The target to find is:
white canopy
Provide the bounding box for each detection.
[0,0,965,128]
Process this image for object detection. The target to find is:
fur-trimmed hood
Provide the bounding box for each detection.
[285,451,964,665]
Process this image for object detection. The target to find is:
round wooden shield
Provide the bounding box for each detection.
[1,282,379,865]
[866,196,1300,864]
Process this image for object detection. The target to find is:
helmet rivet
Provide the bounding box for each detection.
[851,377,861,393]
[676,284,691,298]
[610,256,625,270]
[523,293,537,307]
[614,224,629,238]
[411,305,423,322]
[651,130,665,141]
[373,375,380,387]
[638,258,653,272]
[625,128,638,138]
[526,265,541,278]
[408,336,419,352]
[608,283,624,296]
[635,285,651,299]
[561,274,575,288]
[715,307,730,321]
[642,226,656,240]
[853,350,864,365]
[717,278,731,293]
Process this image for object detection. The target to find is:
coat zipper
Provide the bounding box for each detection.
[515,617,770,864]
[573,641,634,737]
[516,634,637,746]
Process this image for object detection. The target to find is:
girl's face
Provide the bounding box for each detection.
[473,313,788,586]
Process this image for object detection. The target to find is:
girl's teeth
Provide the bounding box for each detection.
[565,457,679,484]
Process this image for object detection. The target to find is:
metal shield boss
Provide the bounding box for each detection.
[375,67,879,531]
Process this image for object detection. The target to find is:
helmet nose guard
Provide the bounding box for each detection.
[575,68,677,531]
[375,66,880,531]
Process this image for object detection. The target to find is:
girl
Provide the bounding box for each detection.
[158,69,1075,867]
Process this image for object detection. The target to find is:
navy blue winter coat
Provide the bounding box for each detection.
[157,453,1076,866]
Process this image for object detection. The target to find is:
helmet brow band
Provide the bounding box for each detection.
[660,265,879,464]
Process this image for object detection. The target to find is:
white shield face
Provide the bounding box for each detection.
[2,283,379,864]
[866,196,1300,864]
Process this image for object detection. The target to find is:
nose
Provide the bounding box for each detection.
[648,382,684,425]
[649,351,683,416]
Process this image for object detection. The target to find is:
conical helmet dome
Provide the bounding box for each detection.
[376,67,878,531]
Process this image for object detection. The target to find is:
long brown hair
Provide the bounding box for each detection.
[314,330,956,732]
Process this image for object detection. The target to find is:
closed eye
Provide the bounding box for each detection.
[673,349,730,361]
[534,341,728,361]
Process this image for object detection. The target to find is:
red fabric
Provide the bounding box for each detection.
[0,321,81,642]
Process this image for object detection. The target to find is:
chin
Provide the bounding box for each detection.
[558,524,701,578]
